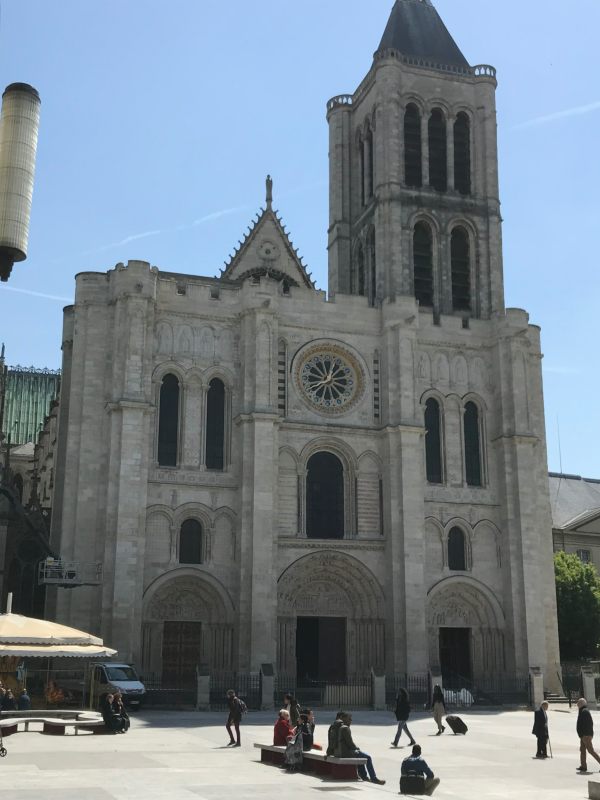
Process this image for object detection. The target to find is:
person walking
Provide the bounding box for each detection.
[532,701,549,758]
[336,712,386,785]
[225,688,244,747]
[431,685,446,735]
[577,697,600,772]
[392,688,416,747]
[1,689,16,712]
[17,689,31,711]
[401,744,440,796]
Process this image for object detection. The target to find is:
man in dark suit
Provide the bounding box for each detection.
[577,697,600,772]
[532,701,549,758]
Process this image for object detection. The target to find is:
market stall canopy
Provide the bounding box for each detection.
[0,613,117,658]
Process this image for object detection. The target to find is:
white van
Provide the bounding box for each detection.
[92,663,146,708]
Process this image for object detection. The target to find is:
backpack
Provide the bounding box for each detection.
[236,697,248,714]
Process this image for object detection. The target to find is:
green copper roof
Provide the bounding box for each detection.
[2,367,60,445]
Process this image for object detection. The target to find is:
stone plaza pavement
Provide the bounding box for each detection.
[0,705,598,799]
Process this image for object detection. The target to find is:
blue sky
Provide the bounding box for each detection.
[0,0,598,476]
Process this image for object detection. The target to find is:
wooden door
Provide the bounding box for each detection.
[162,621,202,688]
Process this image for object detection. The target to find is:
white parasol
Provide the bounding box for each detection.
[0,610,116,658]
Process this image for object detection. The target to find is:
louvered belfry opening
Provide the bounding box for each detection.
[158,373,180,467]
[367,228,376,306]
[206,378,225,470]
[366,125,374,199]
[357,243,366,296]
[464,402,482,486]
[451,227,471,311]
[454,112,471,195]
[424,397,443,484]
[404,104,422,187]
[428,109,447,192]
[413,222,433,306]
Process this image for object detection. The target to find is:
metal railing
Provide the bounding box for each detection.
[142,673,196,708]
[209,672,261,711]
[275,675,372,709]
[386,674,430,710]
[38,558,103,586]
[442,672,530,707]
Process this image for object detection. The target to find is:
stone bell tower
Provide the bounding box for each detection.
[327,0,502,320]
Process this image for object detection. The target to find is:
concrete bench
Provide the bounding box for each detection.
[0,717,70,736]
[0,710,81,720]
[589,780,600,800]
[254,743,367,780]
[0,714,105,736]
[74,719,113,735]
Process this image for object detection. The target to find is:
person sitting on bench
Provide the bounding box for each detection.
[336,712,385,785]
[401,744,440,796]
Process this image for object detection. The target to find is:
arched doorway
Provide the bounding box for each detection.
[277,551,385,682]
[142,572,234,685]
[427,578,505,685]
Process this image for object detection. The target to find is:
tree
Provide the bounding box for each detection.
[554,551,600,661]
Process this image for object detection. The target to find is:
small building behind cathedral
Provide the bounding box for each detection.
[46,0,561,691]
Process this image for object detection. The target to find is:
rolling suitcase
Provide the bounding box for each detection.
[445,715,468,735]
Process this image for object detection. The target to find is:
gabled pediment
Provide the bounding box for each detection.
[560,508,600,535]
[219,177,315,290]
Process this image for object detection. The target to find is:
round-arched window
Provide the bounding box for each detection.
[179,519,203,564]
[306,452,344,539]
[448,527,467,571]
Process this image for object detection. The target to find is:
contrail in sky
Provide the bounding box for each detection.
[83,206,247,258]
[514,100,600,129]
[0,285,72,302]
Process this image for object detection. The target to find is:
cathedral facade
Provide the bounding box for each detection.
[49,0,560,689]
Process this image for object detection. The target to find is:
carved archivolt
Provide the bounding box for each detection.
[427,578,504,631]
[144,573,232,624]
[278,551,385,619]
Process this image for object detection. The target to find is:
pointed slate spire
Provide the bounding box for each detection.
[376,0,469,68]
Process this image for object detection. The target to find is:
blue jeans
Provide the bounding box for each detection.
[393,720,415,745]
[356,750,377,781]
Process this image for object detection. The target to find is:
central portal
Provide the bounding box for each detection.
[439,627,471,686]
[296,617,346,683]
[162,621,202,688]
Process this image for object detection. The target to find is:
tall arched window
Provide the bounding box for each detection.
[158,373,180,467]
[464,401,483,486]
[424,398,443,484]
[179,519,203,564]
[454,113,471,195]
[365,124,374,199]
[357,244,366,297]
[13,473,24,504]
[306,452,344,539]
[451,227,471,312]
[428,109,447,192]
[206,378,226,470]
[404,104,422,187]
[448,527,467,570]
[278,340,287,416]
[358,135,365,206]
[367,228,376,306]
[413,222,433,307]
